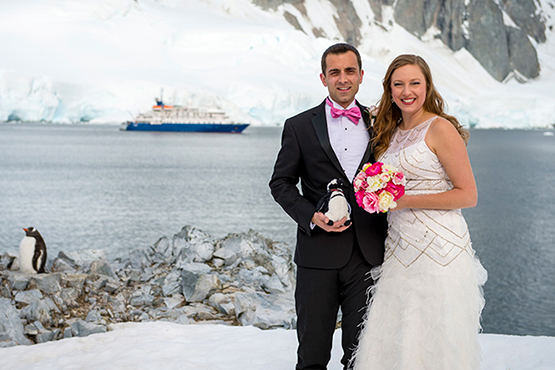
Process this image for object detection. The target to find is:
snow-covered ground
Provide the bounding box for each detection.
[0,0,554,128]
[0,322,554,369]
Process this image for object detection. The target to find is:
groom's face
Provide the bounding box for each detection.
[320,51,364,109]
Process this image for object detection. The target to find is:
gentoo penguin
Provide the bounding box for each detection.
[19,227,47,274]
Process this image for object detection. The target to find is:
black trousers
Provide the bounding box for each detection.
[295,243,374,370]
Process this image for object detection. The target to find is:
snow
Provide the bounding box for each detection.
[0,322,553,369]
[0,0,554,128]
[1,1,553,365]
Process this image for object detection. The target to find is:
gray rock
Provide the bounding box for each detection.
[188,302,221,321]
[139,269,155,283]
[61,273,87,292]
[0,298,32,347]
[328,0,362,45]
[164,294,185,309]
[30,273,62,295]
[19,299,52,327]
[372,0,544,82]
[14,289,43,304]
[182,269,219,303]
[394,0,434,38]
[234,292,258,326]
[173,226,215,264]
[92,276,119,293]
[181,262,211,275]
[71,319,107,337]
[129,293,154,307]
[65,249,107,270]
[162,270,181,297]
[0,281,11,299]
[506,26,540,80]
[234,292,295,329]
[24,323,39,336]
[0,252,16,271]
[501,0,546,43]
[283,11,303,33]
[147,237,174,265]
[128,248,150,269]
[208,293,235,316]
[10,257,19,271]
[129,285,155,307]
[51,251,79,273]
[60,287,81,308]
[262,273,286,294]
[31,320,57,343]
[270,254,295,288]
[63,327,73,339]
[86,309,103,323]
[1,225,299,347]
[43,296,61,315]
[103,279,121,294]
[238,267,269,288]
[212,247,238,266]
[218,233,257,261]
[7,273,31,291]
[212,257,225,268]
[90,259,116,279]
[36,329,57,344]
[465,0,511,81]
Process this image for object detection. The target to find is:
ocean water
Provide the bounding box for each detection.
[0,123,554,337]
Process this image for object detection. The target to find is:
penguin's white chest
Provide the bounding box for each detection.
[19,236,38,274]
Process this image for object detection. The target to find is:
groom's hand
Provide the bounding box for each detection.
[312,212,351,232]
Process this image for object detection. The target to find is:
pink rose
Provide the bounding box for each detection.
[365,162,383,176]
[379,172,391,183]
[385,182,405,201]
[353,172,368,191]
[392,171,405,185]
[362,192,380,213]
[355,190,365,207]
[354,171,366,181]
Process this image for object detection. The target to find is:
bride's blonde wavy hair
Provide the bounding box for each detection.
[372,54,469,159]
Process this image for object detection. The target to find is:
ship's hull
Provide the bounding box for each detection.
[125,122,249,133]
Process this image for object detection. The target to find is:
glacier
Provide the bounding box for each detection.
[0,0,554,128]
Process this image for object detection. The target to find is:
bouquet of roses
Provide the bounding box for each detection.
[353,162,406,213]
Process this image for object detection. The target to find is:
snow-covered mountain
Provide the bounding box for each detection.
[0,0,554,128]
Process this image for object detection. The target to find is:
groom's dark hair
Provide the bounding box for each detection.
[321,43,362,75]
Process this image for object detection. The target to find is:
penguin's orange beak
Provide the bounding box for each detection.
[23,228,27,232]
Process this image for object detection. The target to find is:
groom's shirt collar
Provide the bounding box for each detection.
[325,96,369,182]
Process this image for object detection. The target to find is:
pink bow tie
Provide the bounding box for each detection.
[326,98,361,124]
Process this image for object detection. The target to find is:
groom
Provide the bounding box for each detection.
[269,43,387,369]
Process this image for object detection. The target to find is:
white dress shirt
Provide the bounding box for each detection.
[325,98,370,182]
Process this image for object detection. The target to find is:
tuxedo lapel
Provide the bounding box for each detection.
[356,101,376,171]
[311,101,344,176]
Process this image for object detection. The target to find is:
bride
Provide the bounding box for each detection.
[352,55,487,369]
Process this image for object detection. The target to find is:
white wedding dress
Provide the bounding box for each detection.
[352,117,487,370]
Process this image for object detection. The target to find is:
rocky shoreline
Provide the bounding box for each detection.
[0,226,297,347]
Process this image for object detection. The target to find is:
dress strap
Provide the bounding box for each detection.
[404,116,438,143]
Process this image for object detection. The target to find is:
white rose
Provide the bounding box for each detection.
[366,175,385,193]
[378,191,396,212]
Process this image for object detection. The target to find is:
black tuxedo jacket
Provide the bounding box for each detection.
[269,100,387,269]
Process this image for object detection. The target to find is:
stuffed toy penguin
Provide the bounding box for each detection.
[316,179,351,226]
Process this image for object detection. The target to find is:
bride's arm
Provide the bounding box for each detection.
[392,117,477,211]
